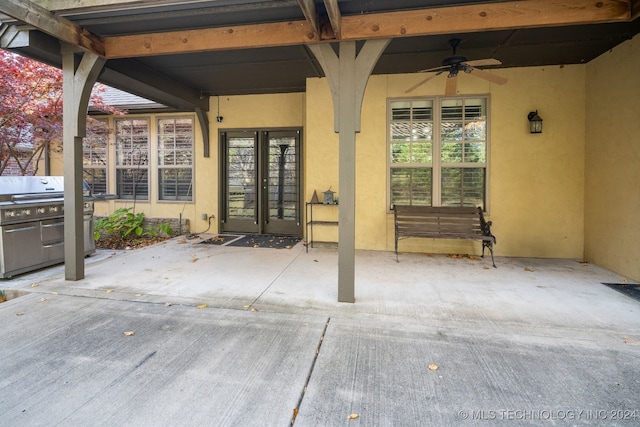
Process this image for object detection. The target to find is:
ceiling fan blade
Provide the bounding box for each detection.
[405,74,437,93]
[463,58,502,67]
[468,67,508,85]
[417,65,448,73]
[445,75,458,96]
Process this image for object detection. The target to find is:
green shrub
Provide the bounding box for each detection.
[94,208,173,244]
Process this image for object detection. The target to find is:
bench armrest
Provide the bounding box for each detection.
[477,207,496,243]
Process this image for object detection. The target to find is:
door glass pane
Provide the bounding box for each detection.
[268,136,297,221]
[227,137,256,219]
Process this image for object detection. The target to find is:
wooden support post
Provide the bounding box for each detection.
[309,39,389,302]
[62,48,105,280]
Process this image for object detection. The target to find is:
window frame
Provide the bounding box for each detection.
[114,117,150,201]
[387,95,491,213]
[156,116,195,202]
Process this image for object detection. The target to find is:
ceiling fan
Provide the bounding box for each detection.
[405,38,508,95]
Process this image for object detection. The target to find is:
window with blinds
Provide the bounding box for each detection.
[389,97,488,210]
[157,117,194,201]
[115,118,149,200]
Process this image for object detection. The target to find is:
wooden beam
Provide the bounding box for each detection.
[297,0,320,37]
[104,0,633,59]
[340,0,633,40]
[632,0,640,19]
[105,20,315,58]
[0,0,104,56]
[323,0,341,39]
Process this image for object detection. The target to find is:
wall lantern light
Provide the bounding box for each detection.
[527,110,543,134]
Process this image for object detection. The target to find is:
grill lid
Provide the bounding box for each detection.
[0,176,91,203]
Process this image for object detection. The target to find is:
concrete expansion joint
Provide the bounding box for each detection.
[291,317,331,425]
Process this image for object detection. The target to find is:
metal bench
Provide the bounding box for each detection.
[393,205,496,267]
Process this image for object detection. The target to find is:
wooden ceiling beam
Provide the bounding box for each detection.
[0,0,104,56]
[631,0,640,19]
[323,0,341,39]
[5,0,634,59]
[105,20,315,58]
[104,0,634,59]
[296,0,320,38]
[340,0,634,40]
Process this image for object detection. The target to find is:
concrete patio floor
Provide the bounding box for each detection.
[1,235,639,426]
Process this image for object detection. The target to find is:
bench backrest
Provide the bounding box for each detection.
[394,205,486,240]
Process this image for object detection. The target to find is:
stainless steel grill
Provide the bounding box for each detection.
[0,176,95,278]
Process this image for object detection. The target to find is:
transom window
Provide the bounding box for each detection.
[389,97,488,210]
[157,117,194,201]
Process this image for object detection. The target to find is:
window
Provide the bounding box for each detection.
[83,118,109,194]
[115,118,149,200]
[157,117,194,201]
[389,97,488,210]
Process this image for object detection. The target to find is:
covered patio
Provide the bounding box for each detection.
[1,1,639,303]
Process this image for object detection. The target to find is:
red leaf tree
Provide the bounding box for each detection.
[0,49,120,176]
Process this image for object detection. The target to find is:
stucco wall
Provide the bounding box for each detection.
[585,35,640,281]
[306,65,586,258]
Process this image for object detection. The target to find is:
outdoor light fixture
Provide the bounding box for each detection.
[216,96,223,123]
[527,110,543,134]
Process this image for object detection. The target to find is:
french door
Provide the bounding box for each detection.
[220,129,302,236]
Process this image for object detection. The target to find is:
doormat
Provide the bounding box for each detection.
[603,283,640,303]
[201,234,301,249]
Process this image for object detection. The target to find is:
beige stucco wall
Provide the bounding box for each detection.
[585,35,640,281]
[306,65,586,258]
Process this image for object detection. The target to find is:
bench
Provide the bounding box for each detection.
[393,205,496,267]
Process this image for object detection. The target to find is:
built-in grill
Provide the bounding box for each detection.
[0,176,95,278]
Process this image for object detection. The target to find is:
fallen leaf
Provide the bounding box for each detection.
[177,238,187,244]
[123,331,135,336]
[623,337,640,346]
[192,257,199,263]
[483,265,490,270]
[251,307,259,312]
[196,303,207,309]
[243,304,251,308]
[105,289,114,293]
[31,283,39,288]
[253,244,260,248]
[347,413,359,420]
[524,267,534,272]
[51,291,59,295]
[428,364,439,371]
[40,297,47,302]
[293,408,299,419]
[16,312,25,316]
[621,278,629,283]
[165,302,173,307]
[285,245,292,249]
[135,293,143,297]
